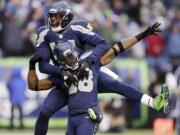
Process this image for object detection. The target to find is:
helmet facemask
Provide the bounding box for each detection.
[48,2,73,32]
[48,9,65,32]
[60,49,79,70]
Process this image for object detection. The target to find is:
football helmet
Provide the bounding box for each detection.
[53,41,79,70]
[48,1,73,32]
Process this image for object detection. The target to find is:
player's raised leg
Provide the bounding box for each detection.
[98,67,169,114]
[98,68,143,101]
[140,84,169,114]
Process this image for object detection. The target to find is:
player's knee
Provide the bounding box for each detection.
[39,107,54,118]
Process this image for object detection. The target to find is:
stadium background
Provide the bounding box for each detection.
[0,0,179,134]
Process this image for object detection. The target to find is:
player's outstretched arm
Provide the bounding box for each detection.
[100,22,161,65]
[27,55,53,91]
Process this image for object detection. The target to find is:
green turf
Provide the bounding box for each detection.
[0,129,153,135]
[0,118,67,128]
[0,118,155,135]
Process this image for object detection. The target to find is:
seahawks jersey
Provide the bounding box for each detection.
[49,51,101,115]
[67,53,101,115]
[35,20,110,77]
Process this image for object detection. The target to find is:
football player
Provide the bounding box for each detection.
[32,1,169,135]
[28,40,169,135]
[29,40,113,134]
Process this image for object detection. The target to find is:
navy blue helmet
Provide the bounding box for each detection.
[53,41,79,70]
[48,1,73,32]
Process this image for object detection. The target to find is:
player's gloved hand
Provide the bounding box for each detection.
[61,70,78,87]
[29,55,42,70]
[77,58,94,80]
[136,22,161,41]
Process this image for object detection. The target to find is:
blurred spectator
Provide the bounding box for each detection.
[164,9,180,61]
[166,19,180,59]
[3,0,26,56]
[145,34,165,58]
[0,0,6,56]
[162,0,179,9]
[125,0,141,24]
[99,98,126,132]
[3,0,42,56]
[145,34,166,71]
[6,68,27,129]
[109,0,126,15]
[0,0,178,60]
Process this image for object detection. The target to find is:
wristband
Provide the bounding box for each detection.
[112,41,125,56]
[135,31,147,41]
[117,41,125,52]
[112,46,118,56]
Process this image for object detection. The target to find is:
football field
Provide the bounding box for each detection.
[0,129,153,135]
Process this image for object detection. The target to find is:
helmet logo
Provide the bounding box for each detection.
[49,8,58,13]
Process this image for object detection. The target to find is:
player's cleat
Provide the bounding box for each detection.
[153,84,169,114]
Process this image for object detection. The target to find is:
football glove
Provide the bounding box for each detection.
[136,22,161,41]
[29,55,42,70]
[61,70,78,87]
[77,58,94,80]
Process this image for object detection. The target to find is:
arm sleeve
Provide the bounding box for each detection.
[35,27,62,76]
[36,46,61,76]
[72,21,110,63]
[89,41,110,64]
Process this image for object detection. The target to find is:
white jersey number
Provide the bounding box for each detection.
[68,69,93,95]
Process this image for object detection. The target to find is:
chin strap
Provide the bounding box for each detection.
[51,25,63,32]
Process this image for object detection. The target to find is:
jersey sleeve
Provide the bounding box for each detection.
[35,27,62,76]
[36,26,49,48]
[71,21,110,63]
[35,46,61,76]
[48,76,65,88]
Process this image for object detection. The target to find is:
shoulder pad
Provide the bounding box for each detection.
[70,20,94,35]
[36,26,49,47]
[71,20,93,30]
[37,26,49,35]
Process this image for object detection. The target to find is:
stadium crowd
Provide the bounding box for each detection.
[0,0,179,133]
[0,0,179,73]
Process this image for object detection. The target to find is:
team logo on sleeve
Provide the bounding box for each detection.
[87,23,93,31]
[71,25,95,35]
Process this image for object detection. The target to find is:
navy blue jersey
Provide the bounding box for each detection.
[35,20,110,76]
[67,54,101,115]
[48,75,68,93]
[48,51,101,115]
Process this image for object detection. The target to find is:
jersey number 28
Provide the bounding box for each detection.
[68,69,93,95]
